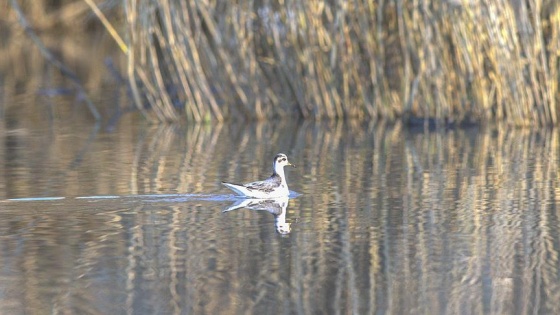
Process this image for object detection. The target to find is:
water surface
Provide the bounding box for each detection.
[1,119,560,314]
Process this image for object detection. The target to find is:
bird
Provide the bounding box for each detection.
[222,153,295,198]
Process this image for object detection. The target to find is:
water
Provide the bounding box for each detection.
[1,118,560,314]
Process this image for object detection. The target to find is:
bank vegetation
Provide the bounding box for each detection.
[5,0,560,126]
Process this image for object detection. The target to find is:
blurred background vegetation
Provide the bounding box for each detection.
[1,0,559,125]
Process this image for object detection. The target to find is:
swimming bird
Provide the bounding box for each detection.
[222,153,295,198]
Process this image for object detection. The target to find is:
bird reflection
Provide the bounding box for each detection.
[223,196,291,235]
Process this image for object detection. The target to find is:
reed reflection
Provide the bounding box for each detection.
[223,196,292,235]
[2,120,560,314]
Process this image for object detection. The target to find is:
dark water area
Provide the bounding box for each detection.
[1,109,560,314]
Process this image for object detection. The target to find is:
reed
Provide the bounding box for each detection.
[5,0,559,125]
[122,0,559,125]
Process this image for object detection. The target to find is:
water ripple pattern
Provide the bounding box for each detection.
[1,122,560,314]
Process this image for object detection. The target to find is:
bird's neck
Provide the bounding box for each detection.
[273,165,286,181]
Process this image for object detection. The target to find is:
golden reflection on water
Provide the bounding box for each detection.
[0,121,560,314]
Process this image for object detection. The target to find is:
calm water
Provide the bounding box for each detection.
[1,117,560,314]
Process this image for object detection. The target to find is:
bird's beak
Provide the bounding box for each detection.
[288,162,296,168]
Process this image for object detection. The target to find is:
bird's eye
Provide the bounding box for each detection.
[281,158,286,161]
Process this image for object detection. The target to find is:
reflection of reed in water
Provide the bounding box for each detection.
[270,124,560,314]
[223,196,292,235]
[130,123,224,194]
[129,123,560,313]
[3,122,560,313]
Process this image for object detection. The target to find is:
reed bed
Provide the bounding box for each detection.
[4,0,560,125]
[123,0,560,125]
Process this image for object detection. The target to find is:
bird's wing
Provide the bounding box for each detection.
[244,176,281,193]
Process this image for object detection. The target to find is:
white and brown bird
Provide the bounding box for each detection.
[222,153,295,198]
